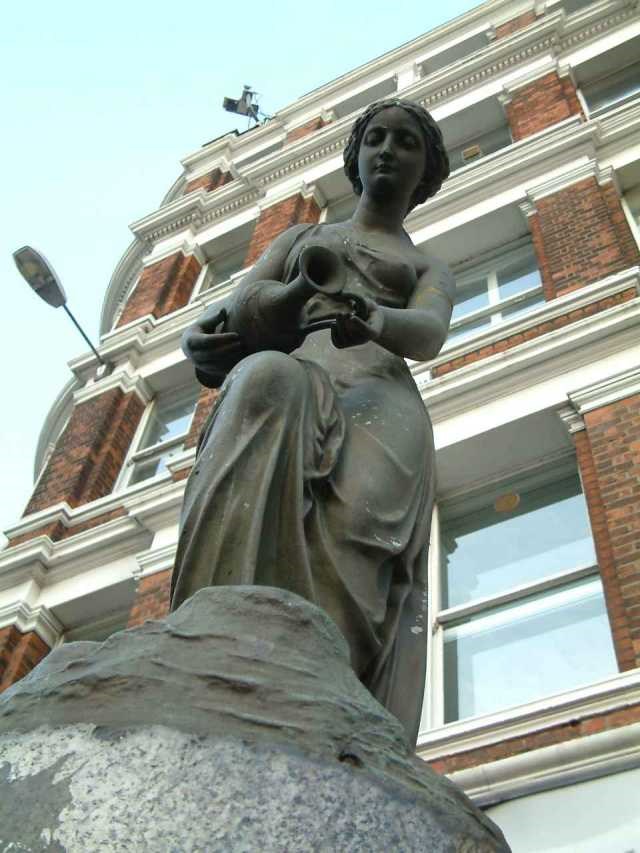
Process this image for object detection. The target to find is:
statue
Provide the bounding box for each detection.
[171,99,454,748]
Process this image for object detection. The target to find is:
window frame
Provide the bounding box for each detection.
[445,239,544,349]
[423,456,616,731]
[117,383,199,491]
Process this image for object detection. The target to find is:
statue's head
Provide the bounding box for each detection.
[343,98,450,214]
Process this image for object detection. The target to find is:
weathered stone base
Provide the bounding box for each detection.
[0,586,510,852]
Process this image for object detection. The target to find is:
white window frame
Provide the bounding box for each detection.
[117,383,199,491]
[423,457,615,731]
[445,239,544,348]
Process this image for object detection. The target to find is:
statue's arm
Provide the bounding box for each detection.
[334,255,455,362]
[182,224,310,387]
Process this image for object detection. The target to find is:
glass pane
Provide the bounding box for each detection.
[142,388,198,449]
[452,277,489,321]
[442,475,596,608]
[446,315,492,345]
[584,61,640,114]
[497,253,541,301]
[443,578,618,721]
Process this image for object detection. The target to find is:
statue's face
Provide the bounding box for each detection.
[357,107,426,205]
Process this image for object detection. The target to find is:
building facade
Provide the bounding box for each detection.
[2,0,640,847]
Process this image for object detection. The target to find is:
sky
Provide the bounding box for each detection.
[0,0,482,542]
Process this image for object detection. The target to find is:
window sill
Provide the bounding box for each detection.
[417,667,640,760]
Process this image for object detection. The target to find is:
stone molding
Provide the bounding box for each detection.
[0,602,63,649]
[450,720,640,806]
[134,543,177,581]
[568,365,640,414]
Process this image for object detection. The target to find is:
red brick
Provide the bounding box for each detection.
[506,72,584,140]
[118,252,202,328]
[494,10,537,39]
[0,626,50,692]
[428,703,640,773]
[183,168,232,195]
[244,194,321,268]
[20,390,144,519]
[285,117,330,144]
[574,395,640,670]
[127,569,173,628]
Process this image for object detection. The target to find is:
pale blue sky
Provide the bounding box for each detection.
[0,0,480,539]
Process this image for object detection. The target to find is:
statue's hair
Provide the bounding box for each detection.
[343,98,450,212]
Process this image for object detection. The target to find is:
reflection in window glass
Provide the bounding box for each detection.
[442,475,596,609]
[447,243,543,346]
[497,256,542,301]
[583,61,640,114]
[443,578,618,721]
[128,386,199,486]
[451,278,489,322]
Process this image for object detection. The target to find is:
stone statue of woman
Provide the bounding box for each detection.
[171,98,454,748]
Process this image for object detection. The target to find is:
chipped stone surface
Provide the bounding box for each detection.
[0,586,510,852]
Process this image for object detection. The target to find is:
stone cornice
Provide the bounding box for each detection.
[451,719,640,806]
[122,1,636,259]
[568,364,640,413]
[130,185,263,248]
[134,543,177,580]
[0,516,152,594]
[72,368,153,407]
[0,600,63,648]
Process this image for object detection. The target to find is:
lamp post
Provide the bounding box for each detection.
[12,245,107,367]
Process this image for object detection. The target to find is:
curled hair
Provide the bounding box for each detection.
[343,98,450,212]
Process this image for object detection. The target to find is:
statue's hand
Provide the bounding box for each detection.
[331,297,383,349]
[182,307,246,387]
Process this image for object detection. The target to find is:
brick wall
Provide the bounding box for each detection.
[574,394,640,669]
[286,117,329,144]
[529,178,640,299]
[505,72,584,141]
[244,194,321,267]
[494,10,537,39]
[23,389,144,517]
[185,387,219,450]
[434,288,636,378]
[117,252,201,328]
[183,168,232,195]
[427,702,640,774]
[0,626,50,692]
[127,569,172,628]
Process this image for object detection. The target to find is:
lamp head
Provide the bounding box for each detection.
[12,245,67,308]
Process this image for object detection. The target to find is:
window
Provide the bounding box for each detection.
[446,241,544,346]
[582,60,640,115]
[433,468,618,723]
[124,384,199,487]
[202,244,249,293]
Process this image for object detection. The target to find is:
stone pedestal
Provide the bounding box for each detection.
[0,586,510,852]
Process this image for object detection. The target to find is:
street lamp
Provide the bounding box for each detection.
[12,245,106,367]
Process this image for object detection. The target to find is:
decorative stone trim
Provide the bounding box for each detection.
[73,369,153,407]
[134,543,177,581]
[450,720,640,806]
[0,602,63,649]
[569,366,640,414]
